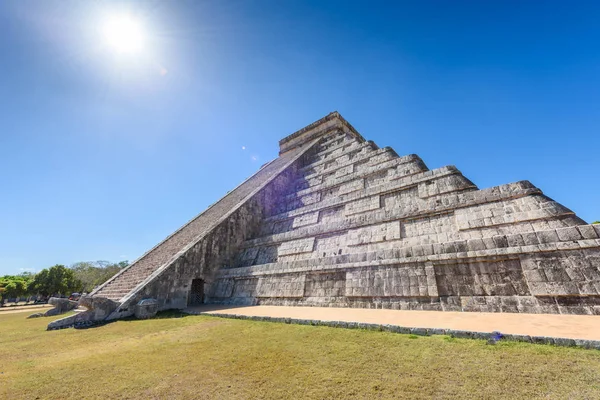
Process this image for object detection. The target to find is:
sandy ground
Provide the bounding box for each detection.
[0,305,51,314]
[186,305,600,341]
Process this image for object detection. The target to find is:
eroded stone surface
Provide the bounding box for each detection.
[134,299,159,319]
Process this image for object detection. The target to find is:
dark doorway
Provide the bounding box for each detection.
[189,278,205,306]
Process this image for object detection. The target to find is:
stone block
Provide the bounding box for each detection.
[521,232,539,246]
[135,299,159,319]
[506,234,525,247]
[576,225,598,239]
[209,279,234,298]
[344,196,380,216]
[536,230,560,244]
[256,275,306,298]
[279,238,315,256]
[556,227,583,242]
[467,239,485,251]
[542,267,570,282]
[292,211,320,228]
[492,235,509,248]
[335,164,354,178]
[523,269,547,283]
[338,179,364,195]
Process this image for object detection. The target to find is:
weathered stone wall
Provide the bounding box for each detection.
[209,246,600,314]
[204,124,600,315]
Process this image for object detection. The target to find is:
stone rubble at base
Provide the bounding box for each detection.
[51,112,600,329]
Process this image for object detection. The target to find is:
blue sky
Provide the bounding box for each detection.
[1,1,598,276]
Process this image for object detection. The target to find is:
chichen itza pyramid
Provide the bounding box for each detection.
[57,112,600,326]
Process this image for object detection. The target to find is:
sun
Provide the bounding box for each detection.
[102,14,145,54]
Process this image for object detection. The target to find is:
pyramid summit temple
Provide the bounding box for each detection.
[53,112,600,327]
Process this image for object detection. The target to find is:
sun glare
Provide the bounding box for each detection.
[102,14,145,54]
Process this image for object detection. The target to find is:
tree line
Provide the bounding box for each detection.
[0,261,128,305]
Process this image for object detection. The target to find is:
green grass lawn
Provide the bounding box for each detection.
[1,310,600,399]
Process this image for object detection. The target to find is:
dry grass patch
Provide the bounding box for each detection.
[1,309,599,399]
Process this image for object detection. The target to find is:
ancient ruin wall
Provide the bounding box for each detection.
[205,123,600,315]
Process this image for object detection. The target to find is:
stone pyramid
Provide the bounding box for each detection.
[92,112,600,320]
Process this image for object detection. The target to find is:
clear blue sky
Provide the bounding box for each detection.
[1,1,598,276]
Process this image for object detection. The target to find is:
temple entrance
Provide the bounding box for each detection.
[189,278,205,306]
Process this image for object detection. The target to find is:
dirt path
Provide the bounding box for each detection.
[186,305,600,341]
[0,305,51,315]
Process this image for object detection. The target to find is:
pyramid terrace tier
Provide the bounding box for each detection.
[208,227,600,314]
[225,224,600,277]
[246,172,576,255]
[275,162,477,218]
[294,150,429,194]
[232,190,588,270]
[298,148,425,186]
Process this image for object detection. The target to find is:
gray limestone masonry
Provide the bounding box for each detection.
[75,112,600,328]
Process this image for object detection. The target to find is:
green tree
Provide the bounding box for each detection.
[29,265,82,297]
[592,221,600,225]
[70,260,128,293]
[0,277,8,305]
[0,274,33,305]
[3,279,28,299]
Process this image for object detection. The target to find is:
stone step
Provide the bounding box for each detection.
[318,131,348,149]
[286,153,403,203]
[300,147,402,182]
[300,142,376,172]
[100,282,141,290]
[309,136,362,161]
[292,152,424,193]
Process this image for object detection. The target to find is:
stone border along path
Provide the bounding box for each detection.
[184,305,600,350]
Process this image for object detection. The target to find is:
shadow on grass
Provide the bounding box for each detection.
[151,310,191,319]
[72,304,271,330]
[77,304,254,329]
[184,304,255,313]
[70,310,191,330]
